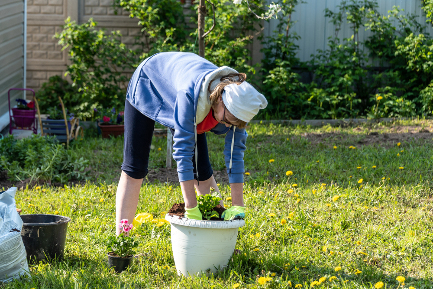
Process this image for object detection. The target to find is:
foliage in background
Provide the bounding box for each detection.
[55,18,137,120]
[259,0,306,119]
[0,135,88,184]
[35,76,80,114]
[260,0,433,119]
[38,0,433,121]
[113,0,188,57]
[189,0,264,73]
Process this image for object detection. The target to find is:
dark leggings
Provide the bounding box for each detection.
[121,100,213,181]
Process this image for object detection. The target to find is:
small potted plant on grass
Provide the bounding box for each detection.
[96,108,124,138]
[12,98,36,128]
[106,219,138,273]
[165,193,245,276]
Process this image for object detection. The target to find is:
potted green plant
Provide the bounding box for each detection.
[96,108,124,138]
[165,194,245,276]
[106,219,137,273]
[12,99,36,128]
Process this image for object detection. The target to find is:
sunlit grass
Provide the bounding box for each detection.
[4,120,433,288]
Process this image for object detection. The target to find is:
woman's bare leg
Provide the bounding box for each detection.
[116,171,143,235]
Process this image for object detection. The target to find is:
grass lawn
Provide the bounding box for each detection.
[4,119,433,288]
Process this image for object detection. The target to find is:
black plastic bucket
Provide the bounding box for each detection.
[20,214,71,262]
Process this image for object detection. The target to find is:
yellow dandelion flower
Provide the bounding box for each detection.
[257,277,266,285]
[233,283,240,289]
[326,203,331,207]
[409,287,416,289]
[334,266,341,272]
[253,248,259,252]
[287,189,294,194]
[332,195,340,202]
[288,281,292,287]
[322,246,327,253]
[99,198,104,203]
[312,189,317,194]
[397,153,400,156]
[256,233,260,238]
[311,281,319,286]
[55,211,59,215]
[288,212,294,219]
[292,184,298,187]
[271,273,276,277]
[258,277,272,285]
[358,178,363,184]
[316,160,319,163]
[357,166,362,169]
[268,213,276,217]
[333,146,337,149]
[274,193,279,199]
[245,172,250,176]
[296,198,301,204]
[356,241,361,245]
[399,167,404,170]
[294,193,299,197]
[259,191,264,194]
[397,142,401,146]
[295,284,302,288]
[396,276,405,283]
[321,183,326,186]
[376,95,383,100]
[355,269,362,275]
[281,218,287,225]
[329,276,337,281]
[269,159,275,163]
[329,251,334,255]
[319,277,326,283]
[372,165,376,168]
[35,186,41,190]
[158,147,162,151]
[374,281,384,289]
[286,171,293,176]
[226,197,232,201]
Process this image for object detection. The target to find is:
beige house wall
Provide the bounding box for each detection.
[26,0,141,91]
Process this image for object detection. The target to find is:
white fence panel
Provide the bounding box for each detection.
[264,0,433,65]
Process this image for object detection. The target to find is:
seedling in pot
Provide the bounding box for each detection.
[197,193,221,220]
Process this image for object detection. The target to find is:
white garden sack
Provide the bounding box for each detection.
[0,187,29,283]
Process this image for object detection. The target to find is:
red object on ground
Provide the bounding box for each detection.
[197,109,218,134]
[98,123,124,138]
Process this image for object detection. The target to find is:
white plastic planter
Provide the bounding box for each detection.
[165,214,245,276]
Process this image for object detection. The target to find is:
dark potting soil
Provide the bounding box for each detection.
[168,203,226,221]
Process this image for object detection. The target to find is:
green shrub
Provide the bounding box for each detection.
[35,75,80,114]
[0,135,89,184]
[55,18,137,120]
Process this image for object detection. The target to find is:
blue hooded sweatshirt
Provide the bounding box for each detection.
[126,52,247,183]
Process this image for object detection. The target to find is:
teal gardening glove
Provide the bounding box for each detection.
[222,206,245,221]
[185,205,202,220]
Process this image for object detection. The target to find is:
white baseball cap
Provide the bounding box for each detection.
[222,81,268,122]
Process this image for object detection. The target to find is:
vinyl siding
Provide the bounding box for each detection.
[0,0,24,117]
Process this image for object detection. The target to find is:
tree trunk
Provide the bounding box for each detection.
[198,0,206,58]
